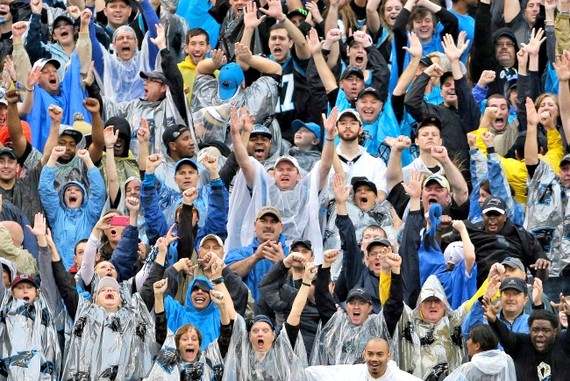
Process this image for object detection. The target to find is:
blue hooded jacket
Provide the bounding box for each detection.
[39,166,106,269]
[163,276,221,350]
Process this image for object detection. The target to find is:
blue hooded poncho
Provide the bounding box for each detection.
[163,276,221,350]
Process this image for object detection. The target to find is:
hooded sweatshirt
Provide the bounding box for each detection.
[163,276,221,350]
[39,166,106,269]
[443,349,517,381]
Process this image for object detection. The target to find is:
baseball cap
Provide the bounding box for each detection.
[59,126,83,144]
[501,257,525,273]
[366,238,391,252]
[423,174,450,192]
[336,108,362,124]
[105,0,131,4]
[140,70,168,85]
[250,124,272,139]
[481,196,507,215]
[346,288,372,304]
[174,158,198,172]
[340,66,364,81]
[560,154,570,167]
[249,314,275,331]
[218,63,245,100]
[444,241,464,266]
[287,8,308,19]
[357,87,381,100]
[351,176,377,196]
[11,275,38,289]
[500,277,528,293]
[440,71,454,84]
[256,206,281,221]
[53,15,74,28]
[417,116,442,130]
[419,56,434,67]
[32,58,61,71]
[493,27,518,46]
[291,120,321,141]
[199,234,224,248]
[274,155,301,173]
[98,276,120,293]
[0,147,17,160]
[162,124,190,146]
[291,239,312,251]
[192,279,212,292]
[0,96,6,106]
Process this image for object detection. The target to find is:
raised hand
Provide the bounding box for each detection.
[442,32,469,62]
[431,145,450,162]
[521,28,546,56]
[150,24,167,50]
[145,154,163,174]
[83,97,100,113]
[306,28,322,55]
[5,89,20,105]
[67,5,81,20]
[466,132,477,149]
[402,31,422,58]
[211,49,227,69]
[50,146,66,159]
[532,277,543,306]
[323,107,338,140]
[153,278,168,296]
[259,0,286,21]
[332,173,351,204]
[137,118,150,143]
[76,148,90,161]
[103,126,119,149]
[424,63,443,78]
[481,131,494,148]
[26,213,47,237]
[526,97,540,126]
[352,26,372,48]
[48,105,63,123]
[201,154,219,175]
[125,196,140,213]
[244,0,266,28]
[553,51,570,82]
[283,252,307,268]
[234,42,253,63]
[303,262,317,283]
[477,70,496,88]
[322,249,340,268]
[182,187,198,205]
[402,169,422,200]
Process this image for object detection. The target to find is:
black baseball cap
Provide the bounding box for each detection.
[351,176,377,195]
[346,288,372,304]
[357,87,380,100]
[140,70,169,85]
[500,277,528,293]
[0,147,17,160]
[366,238,391,252]
[291,239,312,251]
[162,124,190,146]
[418,116,442,130]
[341,66,364,81]
[481,196,507,215]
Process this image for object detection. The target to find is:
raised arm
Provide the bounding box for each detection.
[41,105,65,166]
[235,42,282,75]
[386,136,411,193]
[524,97,541,165]
[503,0,522,24]
[196,49,227,75]
[103,127,120,204]
[229,106,256,188]
[318,108,338,190]
[287,262,317,327]
[431,146,469,206]
[307,27,338,94]
[393,32,422,96]
[261,0,311,60]
[366,0,382,35]
[554,51,570,142]
[5,90,28,158]
[83,98,105,163]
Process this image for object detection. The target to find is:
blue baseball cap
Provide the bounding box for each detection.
[175,158,198,172]
[291,120,321,141]
[218,63,245,100]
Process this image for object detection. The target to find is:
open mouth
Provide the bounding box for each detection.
[487,223,498,232]
[256,339,265,349]
[105,294,114,300]
[49,78,57,85]
[355,54,364,65]
[114,142,123,151]
[0,10,8,16]
[273,47,283,55]
[428,197,438,204]
[23,296,30,302]
[185,348,196,355]
[195,296,206,303]
[121,47,132,54]
[105,270,114,277]
[69,196,78,203]
[60,30,70,38]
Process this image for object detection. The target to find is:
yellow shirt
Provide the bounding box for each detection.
[472,128,564,205]
[177,57,218,104]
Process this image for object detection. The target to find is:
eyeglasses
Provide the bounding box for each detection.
[114,35,136,42]
[495,41,515,48]
[368,247,392,256]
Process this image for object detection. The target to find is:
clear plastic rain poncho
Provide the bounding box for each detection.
[225,157,325,260]
[0,292,61,380]
[190,74,286,163]
[98,28,153,103]
[222,315,307,381]
[443,349,517,381]
[396,275,468,380]
[61,292,159,380]
[145,328,224,380]
[309,311,393,366]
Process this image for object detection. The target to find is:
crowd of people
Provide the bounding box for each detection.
[0,0,569,378]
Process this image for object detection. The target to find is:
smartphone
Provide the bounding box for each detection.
[110,216,130,226]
